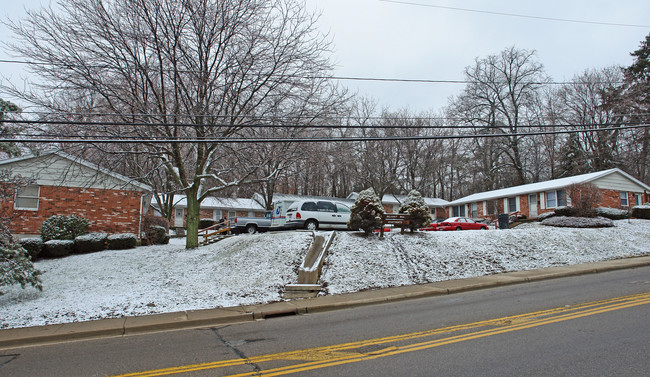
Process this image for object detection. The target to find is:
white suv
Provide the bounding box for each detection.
[284,200,351,230]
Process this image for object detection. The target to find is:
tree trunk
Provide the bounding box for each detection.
[185,187,200,249]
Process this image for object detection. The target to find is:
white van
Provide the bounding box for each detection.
[284,200,351,230]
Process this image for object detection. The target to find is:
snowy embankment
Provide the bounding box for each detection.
[1,220,649,329]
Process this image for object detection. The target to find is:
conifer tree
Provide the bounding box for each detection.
[348,188,385,236]
[399,190,431,232]
[0,172,42,294]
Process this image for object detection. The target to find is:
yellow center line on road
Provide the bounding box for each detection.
[111,292,650,377]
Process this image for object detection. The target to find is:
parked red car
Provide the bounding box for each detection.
[420,217,489,231]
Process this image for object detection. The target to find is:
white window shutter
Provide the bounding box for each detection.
[540,192,546,210]
[516,196,521,211]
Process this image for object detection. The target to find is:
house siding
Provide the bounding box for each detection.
[592,172,647,192]
[5,154,146,191]
[5,185,143,236]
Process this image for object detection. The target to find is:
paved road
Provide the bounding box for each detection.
[2,266,649,376]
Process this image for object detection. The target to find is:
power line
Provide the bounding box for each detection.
[3,123,647,144]
[380,0,650,28]
[12,110,649,121]
[0,59,625,86]
[2,118,646,130]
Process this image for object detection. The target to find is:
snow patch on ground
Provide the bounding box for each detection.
[321,220,650,294]
[0,232,311,329]
[1,221,649,329]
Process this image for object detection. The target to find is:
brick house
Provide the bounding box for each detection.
[446,168,650,220]
[157,196,268,229]
[0,151,152,238]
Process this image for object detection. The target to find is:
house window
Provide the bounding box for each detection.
[471,203,478,218]
[507,197,517,213]
[634,193,643,206]
[452,205,466,217]
[14,185,40,210]
[545,190,564,208]
[228,211,236,219]
[620,191,629,207]
[213,209,222,220]
[486,200,497,215]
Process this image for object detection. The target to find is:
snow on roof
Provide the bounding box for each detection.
[155,195,267,211]
[347,192,448,207]
[448,168,648,205]
[382,194,449,207]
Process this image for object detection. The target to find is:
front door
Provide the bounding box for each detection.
[174,208,184,227]
[529,194,538,218]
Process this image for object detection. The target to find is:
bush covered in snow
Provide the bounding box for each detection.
[107,233,137,250]
[142,215,170,231]
[348,188,385,236]
[632,205,650,219]
[18,238,43,261]
[40,215,89,242]
[541,216,613,228]
[74,233,107,253]
[42,239,75,258]
[595,207,629,220]
[536,211,555,221]
[0,242,42,294]
[554,206,579,217]
[399,190,431,232]
[143,225,170,245]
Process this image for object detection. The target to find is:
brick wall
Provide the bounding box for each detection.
[199,209,213,220]
[520,195,530,218]
[5,185,144,236]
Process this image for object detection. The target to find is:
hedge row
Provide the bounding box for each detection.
[18,233,138,260]
[539,205,650,222]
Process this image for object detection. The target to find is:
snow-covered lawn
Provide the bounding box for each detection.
[1,220,649,329]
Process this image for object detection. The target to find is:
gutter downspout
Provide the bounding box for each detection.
[139,193,145,239]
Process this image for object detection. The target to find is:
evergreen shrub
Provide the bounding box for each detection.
[348,188,385,236]
[632,205,650,219]
[554,206,578,217]
[74,233,108,253]
[41,215,89,241]
[0,242,42,294]
[42,239,74,258]
[143,216,170,231]
[199,218,217,229]
[18,238,43,261]
[595,207,629,220]
[398,190,431,232]
[144,225,170,245]
[541,216,613,228]
[107,233,137,250]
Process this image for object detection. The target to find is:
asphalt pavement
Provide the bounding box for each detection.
[2,255,649,350]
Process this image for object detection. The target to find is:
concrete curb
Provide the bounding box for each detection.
[2,255,650,349]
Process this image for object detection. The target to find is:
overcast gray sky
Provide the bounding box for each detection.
[2,0,650,113]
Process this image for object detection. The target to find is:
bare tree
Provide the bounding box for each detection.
[550,67,624,175]
[5,0,344,248]
[450,47,549,186]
